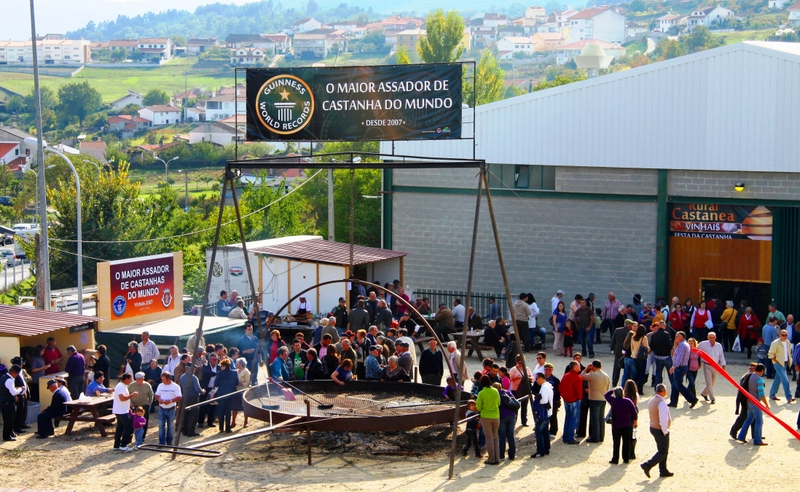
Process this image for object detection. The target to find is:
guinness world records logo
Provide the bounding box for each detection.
[255,74,315,135]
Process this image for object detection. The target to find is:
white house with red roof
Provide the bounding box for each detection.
[687,6,734,30]
[79,140,108,162]
[108,114,151,138]
[0,142,21,165]
[568,6,625,44]
[111,90,143,110]
[136,38,173,61]
[138,105,181,126]
[496,36,536,59]
[789,1,800,26]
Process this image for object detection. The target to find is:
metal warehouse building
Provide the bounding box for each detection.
[378,41,800,319]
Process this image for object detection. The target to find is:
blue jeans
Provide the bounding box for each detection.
[623,358,637,384]
[687,369,697,398]
[653,356,673,387]
[770,362,792,400]
[669,366,697,406]
[498,414,516,459]
[158,406,176,445]
[535,415,550,454]
[134,427,144,447]
[563,400,580,443]
[579,327,596,356]
[764,358,775,379]
[738,401,763,444]
[529,327,547,347]
[479,426,486,448]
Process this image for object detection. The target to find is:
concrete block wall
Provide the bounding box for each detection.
[392,191,658,313]
[556,167,659,195]
[668,171,800,200]
[393,167,479,189]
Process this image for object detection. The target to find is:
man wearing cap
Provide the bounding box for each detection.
[331,297,349,331]
[1,365,23,441]
[551,290,564,315]
[396,341,414,375]
[35,379,72,439]
[64,345,86,399]
[419,338,444,386]
[365,345,385,380]
[128,371,154,440]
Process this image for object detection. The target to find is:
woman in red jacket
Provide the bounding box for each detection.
[690,301,711,341]
[737,307,761,359]
[667,304,685,333]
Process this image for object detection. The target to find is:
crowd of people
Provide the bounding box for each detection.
[5,283,798,475]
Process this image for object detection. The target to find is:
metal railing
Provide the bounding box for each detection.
[412,290,508,320]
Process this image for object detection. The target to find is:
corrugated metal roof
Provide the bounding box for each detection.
[250,238,407,266]
[382,42,800,174]
[0,305,101,337]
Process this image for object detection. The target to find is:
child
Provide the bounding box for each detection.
[498,367,511,391]
[481,358,494,376]
[132,406,147,449]
[563,319,575,358]
[462,400,482,458]
[756,338,768,366]
[470,371,484,398]
[443,377,459,400]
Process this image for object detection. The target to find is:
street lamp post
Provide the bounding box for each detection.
[154,156,179,183]
[25,165,54,224]
[83,159,101,175]
[46,147,82,314]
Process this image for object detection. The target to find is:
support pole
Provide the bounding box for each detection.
[448,168,483,479]
[229,173,265,341]
[172,176,229,460]
[482,171,532,411]
[306,399,312,465]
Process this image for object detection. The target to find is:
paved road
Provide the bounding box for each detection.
[0,260,33,290]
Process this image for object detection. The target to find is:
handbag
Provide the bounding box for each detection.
[636,343,648,362]
[500,390,521,411]
[605,407,613,424]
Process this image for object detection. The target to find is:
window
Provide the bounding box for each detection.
[487,164,555,190]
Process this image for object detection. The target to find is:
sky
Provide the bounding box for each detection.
[3,0,254,40]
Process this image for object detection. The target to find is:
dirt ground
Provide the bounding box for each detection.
[1,349,798,492]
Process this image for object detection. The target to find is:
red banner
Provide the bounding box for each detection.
[109,254,175,320]
[693,348,800,441]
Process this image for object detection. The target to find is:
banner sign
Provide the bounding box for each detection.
[109,253,176,320]
[246,63,462,141]
[669,204,772,240]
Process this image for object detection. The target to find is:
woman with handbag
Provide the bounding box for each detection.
[687,338,701,398]
[623,380,639,458]
[496,382,519,460]
[604,386,638,464]
[690,301,711,342]
[630,325,649,395]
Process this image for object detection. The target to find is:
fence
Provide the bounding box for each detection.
[412,289,508,320]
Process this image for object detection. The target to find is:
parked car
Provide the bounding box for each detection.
[0,248,15,266]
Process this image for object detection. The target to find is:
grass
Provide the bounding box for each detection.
[0,57,235,103]
[711,28,775,45]
[624,38,648,56]
[130,167,220,198]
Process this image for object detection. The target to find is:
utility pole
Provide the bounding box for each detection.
[327,168,334,241]
[29,0,51,310]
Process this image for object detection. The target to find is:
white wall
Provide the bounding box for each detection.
[593,10,626,44]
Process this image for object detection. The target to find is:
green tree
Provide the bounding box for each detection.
[295,141,381,247]
[24,86,57,113]
[531,73,587,92]
[464,49,505,106]
[418,9,465,63]
[143,89,170,106]
[655,37,684,60]
[395,45,411,64]
[57,81,101,127]
[47,158,143,289]
[684,26,721,53]
[171,35,187,47]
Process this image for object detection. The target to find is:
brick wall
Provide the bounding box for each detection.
[393,167,479,188]
[668,171,800,200]
[556,167,658,195]
[392,191,658,311]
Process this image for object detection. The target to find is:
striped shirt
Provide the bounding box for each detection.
[673,340,690,367]
[603,299,622,320]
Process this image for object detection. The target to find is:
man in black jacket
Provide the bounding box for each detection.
[419,339,444,385]
[650,321,675,388]
[349,300,370,332]
[35,379,70,438]
[1,365,24,441]
[730,362,757,439]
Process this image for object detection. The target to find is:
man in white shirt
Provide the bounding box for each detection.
[642,384,673,479]
[530,372,553,458]
[140,331,160,368]
[154,372,182,445]
[697,332,726,404]
[532,352,547,377]
[164,345,181,376]
[113,373,138,452]
[446,342,466,385]
[1,365,24,441]
[452,299,466,329]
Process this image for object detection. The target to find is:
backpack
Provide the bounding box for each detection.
[500,390,521,411]
[636,342,649,362]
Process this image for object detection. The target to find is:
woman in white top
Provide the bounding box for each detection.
[231,358,251,428]
[527,293,543,349]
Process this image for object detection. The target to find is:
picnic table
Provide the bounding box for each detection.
[63,393,116,437]
[463,330,489,360]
